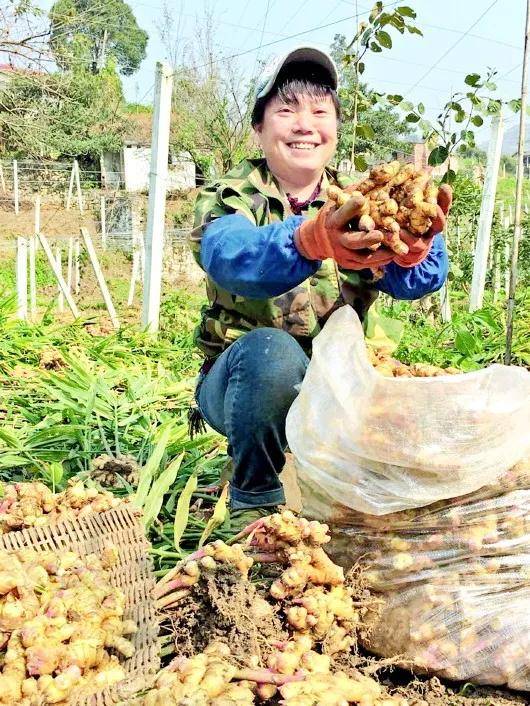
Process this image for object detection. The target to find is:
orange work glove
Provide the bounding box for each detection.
[294,193,394,270]
[393,184,453,268]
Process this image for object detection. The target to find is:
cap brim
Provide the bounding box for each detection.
[256,46,339,101]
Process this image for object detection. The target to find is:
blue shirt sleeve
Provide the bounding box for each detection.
[375,234,449,300]
[200,213,320,299]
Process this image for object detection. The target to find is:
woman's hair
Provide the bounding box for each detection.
[251,61,341,127]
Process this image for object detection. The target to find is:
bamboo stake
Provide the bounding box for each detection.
[74,239,80,295]
[56,247,64,313]
[75,159,83,213]
[127,243,140,306]
[80,227,119,329]
[505,0,530,363]
[13,159,19,215]
[67,237,74,294]
[16,237,27,320]
[37,233,79,317]
[0,162,5,193]
[66,160,75,209]
[29,237,36,318]
[100,195,106,249]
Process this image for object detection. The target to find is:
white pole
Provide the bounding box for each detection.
[16,237,27,320]
[508,203,513,224]
[80,227,120,329]
[74,159,83,213]
[66,160,75,209]
[74,239,80,295]
[29,237,36,318]
[67,237,74,294]
[469,115,504,312]
[100,195,106,249]
[13,159,19,215]
[493,246,501,301]
[0,162,5,193]
[37,233,80,317]
[141,62,174,333]
[56,246,64,313]
[29,194,40,318]
[505,240,511,291]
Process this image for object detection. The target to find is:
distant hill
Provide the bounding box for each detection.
[500,119,530,155]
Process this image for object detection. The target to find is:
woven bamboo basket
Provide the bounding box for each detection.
[0,503,160,705]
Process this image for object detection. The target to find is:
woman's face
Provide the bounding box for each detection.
[255,93,338,184]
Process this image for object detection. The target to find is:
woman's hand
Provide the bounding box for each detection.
[393,184,453,268]
[294,193,394,270]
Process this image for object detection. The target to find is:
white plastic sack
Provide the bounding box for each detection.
[286,306,530,516]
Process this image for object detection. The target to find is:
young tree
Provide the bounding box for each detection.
[159,6,255,178]
[0,63,126,158]
[331,34,411,166]
[49,0,148,75]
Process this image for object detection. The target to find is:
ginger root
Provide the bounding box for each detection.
[327,161,441,257]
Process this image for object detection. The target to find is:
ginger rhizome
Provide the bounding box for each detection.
[367,349,460,378]
[0,481,124,534]
[150,511,407,706]
[0,546,136,705]
[327,160,439,256]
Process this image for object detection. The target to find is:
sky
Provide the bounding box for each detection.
[38,0,529,145]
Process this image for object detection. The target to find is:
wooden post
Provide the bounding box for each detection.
[80,227,119,329]
[67,238,74,294]
[142,62,174,333]
[127,242,140,306]
[55,246,64,313]
[74,159,83,213]
[16,237,27,320]
[37,233,79,317]
[66,160,75,209]
[13,159,19,215]
[439,283,452,323]
[100,195,106,249]
[74,239,80,295]
[505,0,529,365]
[0,162,5,193]
[469,114,504,312]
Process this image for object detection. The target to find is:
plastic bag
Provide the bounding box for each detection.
[301,459,530,689]
[285,306,530,515]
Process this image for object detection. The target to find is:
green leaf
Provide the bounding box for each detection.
[387,94,403,105]
[358,61,365,75]
[141,452,184,529]
[354,154,368,171]
[455,329,480,356]
[465,73,481,87]
[405,113,420,123]
[407,26,423,35]
[508,98,521,113]
[48,461,64,492]
[357,123,376,140]
[133,421,174,509]
[173,472,198,551]
[370,41,382,53]
[375,30,392,48]
[428,145,449,166]
[484,81,497,91]
[471,115,483,127]
[443,168,457,185]
[199,483,229,548]
[455,111,466,123]
[397,6,416,17]
[400,100,414,112]
[417,102,425,115]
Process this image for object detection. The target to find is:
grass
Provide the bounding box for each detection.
[496,175,530,208]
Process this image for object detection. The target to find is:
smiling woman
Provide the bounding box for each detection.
[187,45,450,527]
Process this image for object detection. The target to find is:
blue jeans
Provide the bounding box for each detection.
[195,328,309,509]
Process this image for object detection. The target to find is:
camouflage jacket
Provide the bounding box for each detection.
[190,158,447,359]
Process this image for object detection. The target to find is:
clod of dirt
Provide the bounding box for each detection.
[39,347,66,370]
[392,675,529,706]
[167,564,287,666]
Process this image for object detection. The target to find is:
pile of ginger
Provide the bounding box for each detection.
[327,160,439,256]
[0,481,124,534]
[145,511,408,706]
[0,546,136,705]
